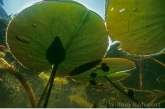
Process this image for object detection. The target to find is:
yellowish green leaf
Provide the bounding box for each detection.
[7,1,108,76]
[70,58,135,83]
[106,0,165,55]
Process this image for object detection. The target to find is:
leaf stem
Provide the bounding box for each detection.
[43,63,58,108]
[104,76,145,108]
[37,63,59,108]
[0,58,37,107]
[7,67,37,107]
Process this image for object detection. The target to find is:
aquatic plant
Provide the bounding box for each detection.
[105,0,165,107]
[70,58,135,83]
[105,0,165,90]
[39,72,68,92]
[1,13,37,107]
[4,0,136,107]
[106,0,165,55]
[0,58,37,107]
[6,1,109,107]
[1,0,164,108]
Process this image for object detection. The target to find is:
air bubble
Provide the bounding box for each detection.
[16,35,30,43]
[119,8,125,12]
[111,7,114,11]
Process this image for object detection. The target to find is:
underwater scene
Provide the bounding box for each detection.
[0,0,165,108]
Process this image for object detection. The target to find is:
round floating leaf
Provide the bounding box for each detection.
[106,0,165,55]
[6,1,108,76]
[70,58,135,83]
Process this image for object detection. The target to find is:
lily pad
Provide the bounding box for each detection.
[106,0,165,55]
[70,58,135,83]
[6,1,108,76]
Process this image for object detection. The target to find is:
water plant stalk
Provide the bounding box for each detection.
[0,58,37,107]
[37,63,59,108]
[43,63,59,108]
[104,76,145,108]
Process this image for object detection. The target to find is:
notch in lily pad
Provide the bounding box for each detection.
[46,36,65,64]
[70,58,135,83]
[69,60,101,76]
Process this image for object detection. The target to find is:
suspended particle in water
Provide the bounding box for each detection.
[90,80,96,85]
[101,63,109,72]
[16,35,30,43]
[90,72,97,77]
[0,78,2,82]
[128,89,134,98]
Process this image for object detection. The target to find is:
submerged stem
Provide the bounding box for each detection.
[0,58,37,108]
[37,76,50,107]
[104,76,145,108]
[37,63,59,108]
[43,63,58,108]
[7,67,37,107]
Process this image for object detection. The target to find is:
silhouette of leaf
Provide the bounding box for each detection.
[7,1,108,76]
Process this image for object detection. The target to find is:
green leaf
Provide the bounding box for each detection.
[106,71,130,82]
[105,0,165,55]
[7,1,108,76]
[70,58,135,83]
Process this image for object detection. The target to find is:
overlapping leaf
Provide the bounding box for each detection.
[7,1,108,76]
[106,0,165,55]
[70,58,135,83]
